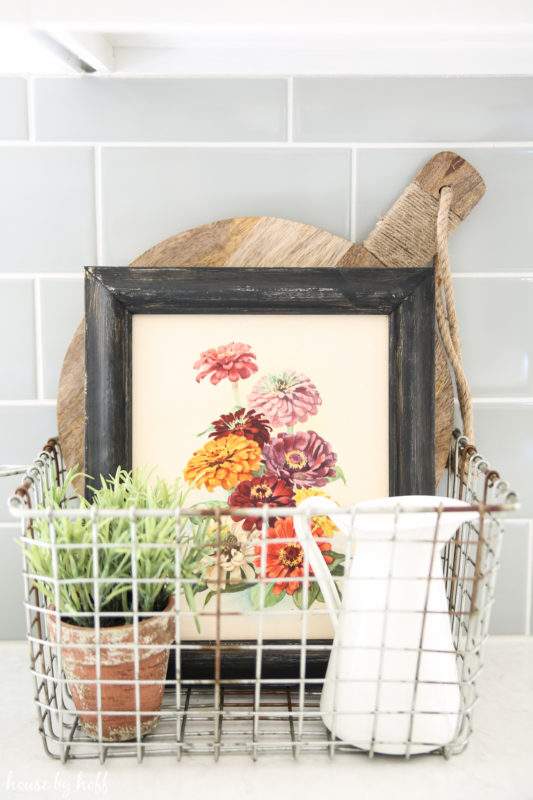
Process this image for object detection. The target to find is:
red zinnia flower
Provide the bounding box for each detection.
[209,408,272,448]
[194,342,258,385]
[228,473,294,531]
[254,517,333,596]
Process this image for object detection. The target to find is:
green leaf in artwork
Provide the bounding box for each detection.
[204,580,255,607]
[249,581,286,610]
[329,563,347,578]
[327,551,347,571]
[292,581,321,610]
[196,424,215,438]
[264,587,286,607]
[183,583,201,633]
[225,580,256,593]
[327,466,347,486]
[252,463,267,478]
[249,582,261,610]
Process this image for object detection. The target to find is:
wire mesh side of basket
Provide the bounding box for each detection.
[8,432,518,763]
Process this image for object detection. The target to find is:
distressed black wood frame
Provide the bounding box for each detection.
[85,265,435,678]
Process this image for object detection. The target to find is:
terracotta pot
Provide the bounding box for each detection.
[48,597,175,741]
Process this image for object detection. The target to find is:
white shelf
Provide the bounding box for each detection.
[2,0,533,76]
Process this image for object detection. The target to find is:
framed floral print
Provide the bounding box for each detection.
[85,266,435,677]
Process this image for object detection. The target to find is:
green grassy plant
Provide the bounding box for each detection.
[21,468,205,627]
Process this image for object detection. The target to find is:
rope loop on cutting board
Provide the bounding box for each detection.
[434,185,474,443]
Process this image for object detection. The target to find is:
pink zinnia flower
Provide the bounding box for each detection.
[262,431,337,488]
[247,371,322,428]
[194,342,258,385]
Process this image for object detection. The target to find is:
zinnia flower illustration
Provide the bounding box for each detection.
[247,371,322,428]
[228,473,294,531]
[194,342,258,385]
[204,526,257,590]
[262,431,337,488]
[294,487,339,538]
[184,434,261,492]
[209,408,272,448]
[254,517,332,596]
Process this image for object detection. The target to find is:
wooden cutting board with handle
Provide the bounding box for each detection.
[57,151,485,487]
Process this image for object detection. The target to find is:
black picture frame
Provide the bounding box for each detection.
[85,265,435,680]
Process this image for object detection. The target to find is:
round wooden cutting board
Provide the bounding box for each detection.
[57,151,485,487]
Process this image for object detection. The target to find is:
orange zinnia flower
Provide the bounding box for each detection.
[184,434,262,492]
[254,517,333,596]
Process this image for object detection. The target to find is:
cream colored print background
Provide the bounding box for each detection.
[133,313,389,504]
[132,313,389,639]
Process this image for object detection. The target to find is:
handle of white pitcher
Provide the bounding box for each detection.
[292,497,346,631]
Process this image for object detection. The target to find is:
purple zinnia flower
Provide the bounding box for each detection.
[247,371,321,429]
[262,431,337,488]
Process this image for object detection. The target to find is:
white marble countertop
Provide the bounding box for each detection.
[1,637,532,800]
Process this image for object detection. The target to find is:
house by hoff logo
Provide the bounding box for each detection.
[5,770,108,797]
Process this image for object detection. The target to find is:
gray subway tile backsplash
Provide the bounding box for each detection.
[0,405,58,523]
[34,78,287,142]
[454,278,533,397]
[0,78,28,140]
[0,76,531,638]
[0,405,58,465]
[0,475,28,524]
[0,147,96,274]
[473,403,533,517]
[40,279,84,399]
[489,521,530,635]
[101,147,351,263]
[294,77,533,143]
[355,147,533,272]
[0,527,26,639]
[0,281,36,399]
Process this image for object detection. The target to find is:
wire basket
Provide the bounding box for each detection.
[8,431,518,763]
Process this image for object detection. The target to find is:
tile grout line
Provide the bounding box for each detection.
[1,140,533,149]
[452,272,533,279]
[0,400,57,407]
[350,147,357,242]
[286,77,293,142]
[33,278,45,401]
[0,274,83,280]
[525,522,533,635]
[451,397,533,404]
[26,77,36,143]
[1,272,532,280]
[4,73,533,80]
[472,397,533,404]
[94,145,104,266]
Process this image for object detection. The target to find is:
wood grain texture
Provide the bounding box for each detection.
[84,270,131,492]
[413,150,486,219]
[131,216,354,269]
[57,151,484,487]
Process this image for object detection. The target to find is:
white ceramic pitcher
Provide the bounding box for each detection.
[294,495,479,755]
